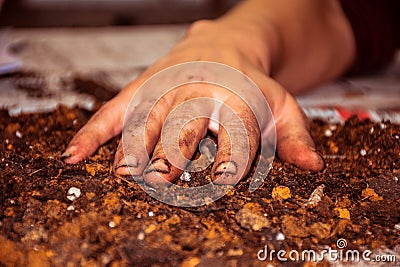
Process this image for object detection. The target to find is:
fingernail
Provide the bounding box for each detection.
[214,161,238,175]
[126,156,139,168]
[114,156,139,169]
[308,146,317,152]
[144,158,171,174]
[62,145,77,160]
[213,161,239,184]
[60,152,71,160]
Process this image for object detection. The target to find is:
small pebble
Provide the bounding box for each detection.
[5,139,9,144]
[275,232,285,241]
[370,127,374,134]
[180,171,191,182]
[329,124,337,131]
[137,232,145,240]
[360,149,367,156]
[305,184,325,207]
[109,221,116,228]
[67,187,81,201]
[148,211,154,217]
[67,205,75,211]
[395,223,400,231]
[101,254,112,266]
[395,135,399,139]
[15,131,23,138]
[324,129,333,137]
[380,123,386,129]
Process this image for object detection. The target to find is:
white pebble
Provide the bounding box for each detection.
[10,199,15,204]
[324,129,333,137]
[360,149,367,156]
[5,139,9,144]
[380,123,386,129]
[109,221,116,228]
[275,232,285,241]
[395,135,399,139]
[137,232,145,240]
[370,127,374,134]
[67,187,81,201]
[15,131,23,138]
[148,211,154,217]
[180,171,191,182]
[67,205,75,211]
[305,184,325,207]
[395,223,400,231]
[329,125,337,131]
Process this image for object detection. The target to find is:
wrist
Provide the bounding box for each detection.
[186,19,276,75]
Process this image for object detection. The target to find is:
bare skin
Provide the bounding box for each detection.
[63,0,355,185]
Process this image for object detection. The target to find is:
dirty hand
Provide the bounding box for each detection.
[62,19,324,186]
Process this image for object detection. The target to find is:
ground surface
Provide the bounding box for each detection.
[0,105,399,266]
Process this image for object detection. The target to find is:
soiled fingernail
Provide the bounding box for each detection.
[214,161,238,175]
[144,158,171,174]
[60,152,71,160]
[114,163,130,173]
[115,156,139,169]
[307,146,317,152]
[62,145,77,160]
[213,161,238,184]
[125,156,140,168]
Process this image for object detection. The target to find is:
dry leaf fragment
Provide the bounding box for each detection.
[272,186,291,200]
[334,208,351,220]
[361,188,383,202]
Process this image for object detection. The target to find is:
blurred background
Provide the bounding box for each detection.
[0,0,240,27]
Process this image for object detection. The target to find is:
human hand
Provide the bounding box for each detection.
[63,20,324,186]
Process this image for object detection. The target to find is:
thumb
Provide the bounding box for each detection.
[274,92,324,171]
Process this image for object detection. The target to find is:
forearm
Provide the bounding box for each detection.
[190,0,356,93]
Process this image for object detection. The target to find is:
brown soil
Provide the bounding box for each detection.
[0,105,399,266]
